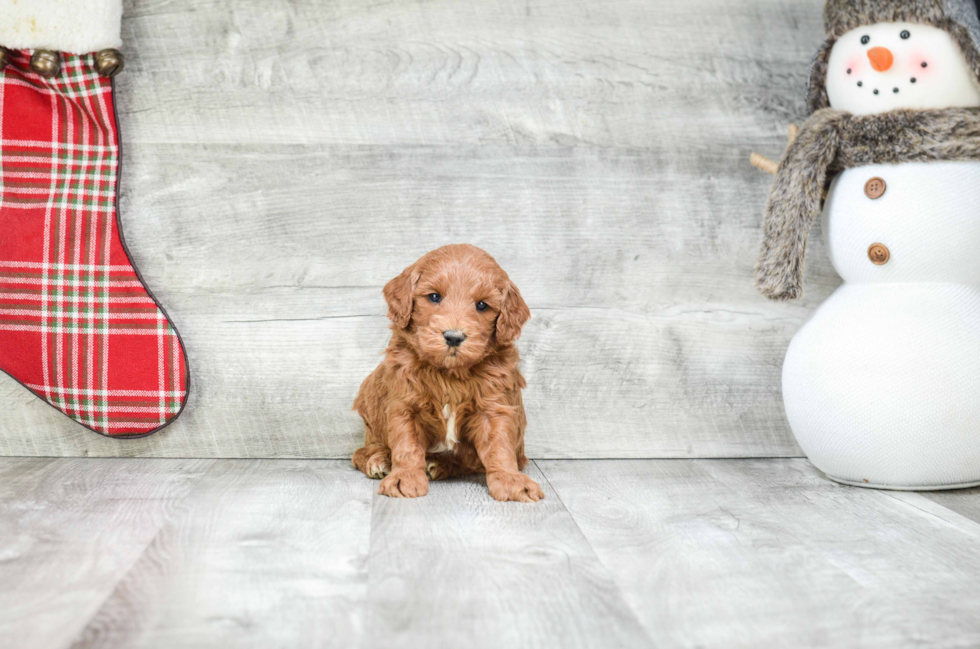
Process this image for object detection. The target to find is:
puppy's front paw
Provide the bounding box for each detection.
[379,470,429,498]
[352,446,390,479]
[486,471,545,503]
[366,458,390,479]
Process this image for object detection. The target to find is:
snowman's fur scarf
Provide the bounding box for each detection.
[755,107,980,300]
[808,0,980,112]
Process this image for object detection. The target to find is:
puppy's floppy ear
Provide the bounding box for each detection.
[495,280,530,344]
[383,264,420,329]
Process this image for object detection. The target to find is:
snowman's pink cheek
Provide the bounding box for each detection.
[844,55,864,76]
[907,51,934,78]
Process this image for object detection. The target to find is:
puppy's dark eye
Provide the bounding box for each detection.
[900,30,910,39]
[475,301,488,312]
[427,293,442,304]
[861,35,870,45]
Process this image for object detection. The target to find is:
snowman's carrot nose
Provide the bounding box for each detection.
[867,47,894,72]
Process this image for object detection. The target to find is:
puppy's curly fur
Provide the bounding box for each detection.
[352,244,543,502]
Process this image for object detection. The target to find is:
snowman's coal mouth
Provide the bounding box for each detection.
[855,79,918,96]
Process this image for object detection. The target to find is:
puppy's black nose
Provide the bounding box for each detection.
[443,330,467,347]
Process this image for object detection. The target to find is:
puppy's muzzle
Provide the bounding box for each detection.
[443,330,467,348]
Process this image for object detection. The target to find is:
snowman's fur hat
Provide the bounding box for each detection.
[807,0,980,113]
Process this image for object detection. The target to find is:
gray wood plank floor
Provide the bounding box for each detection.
[71,460,373,649]
[3,458,980,648]
[364,463,651,649]
[540,460,980,648]
[0,0,828,459]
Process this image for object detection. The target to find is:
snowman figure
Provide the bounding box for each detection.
[754,0,980,489]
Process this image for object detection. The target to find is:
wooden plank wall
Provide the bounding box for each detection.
[0,0,837,458]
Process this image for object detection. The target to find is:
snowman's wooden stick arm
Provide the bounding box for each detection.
[750,124,799,175]
[750,152,779,175]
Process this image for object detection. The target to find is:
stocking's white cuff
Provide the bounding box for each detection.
[0,0,122,53]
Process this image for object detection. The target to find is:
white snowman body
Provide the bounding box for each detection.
[784,162,980,488]
[781,22,980,488]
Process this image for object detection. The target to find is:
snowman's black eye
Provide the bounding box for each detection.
[847,68,852,74]
[861,35,870,45]
[900,30,910,39]
[922,61,928,68]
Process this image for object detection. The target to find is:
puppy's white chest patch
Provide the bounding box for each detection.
[442,403,457,450]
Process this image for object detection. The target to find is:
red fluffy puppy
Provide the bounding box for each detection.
[352,244,543,502]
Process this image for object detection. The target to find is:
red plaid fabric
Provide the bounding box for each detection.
[0,50,188,437]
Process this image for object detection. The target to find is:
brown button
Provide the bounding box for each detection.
[864,177,886,199]
[868,243,890,265]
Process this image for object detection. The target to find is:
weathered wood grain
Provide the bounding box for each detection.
[6,457,980,647]
[539,458,980,648]
[363,462,653,649]
[116,0,822,149]
[920,486,980,526]
[0,0,830,458]
[69,460,373,649]
[0,458,214,649]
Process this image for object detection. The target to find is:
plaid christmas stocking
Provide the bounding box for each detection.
[0,1,189,437]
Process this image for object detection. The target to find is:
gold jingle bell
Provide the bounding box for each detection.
[31,50,61,78]
[0,48,10,72]
[95,48,124,78]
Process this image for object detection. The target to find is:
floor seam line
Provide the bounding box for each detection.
[360,472,379,649]
[63,458,219,648]
[531,459,657,649]
[879,490,980,536]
